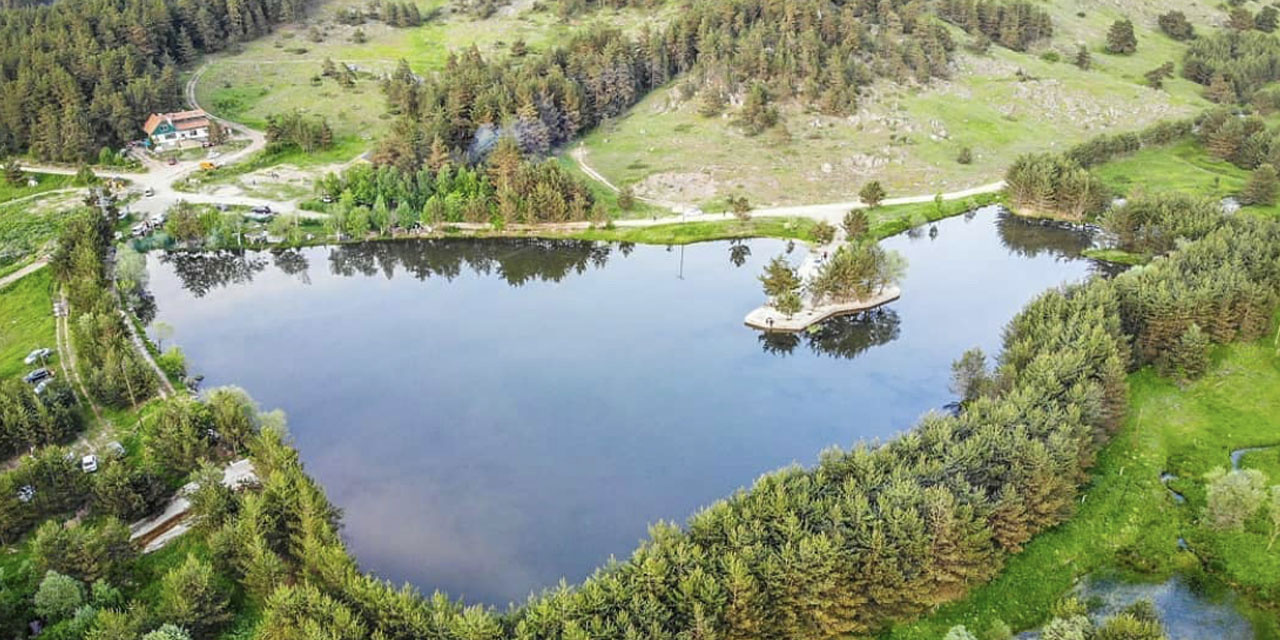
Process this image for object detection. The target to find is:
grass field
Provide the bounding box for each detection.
[0,192,89,269]
[888,335,1280,639]
[575,0,1211,208]
[0,268,56,381]
[1094,137,1280,219]
[0,172,74,206]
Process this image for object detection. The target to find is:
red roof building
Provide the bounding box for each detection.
[143,109,211,145]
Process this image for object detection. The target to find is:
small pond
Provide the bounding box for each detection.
[145,207,1103,604]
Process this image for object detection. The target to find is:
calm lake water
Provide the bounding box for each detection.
[146,207,1102,605]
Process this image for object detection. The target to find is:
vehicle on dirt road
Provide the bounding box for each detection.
[23,368,52,384]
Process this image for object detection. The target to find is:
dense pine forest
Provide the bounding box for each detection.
[0,0,311,162]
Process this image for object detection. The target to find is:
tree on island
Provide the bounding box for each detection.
[760,256,803,317]
[859,181,886,208]
[809,241,905,303]
[1105,19,1137,55]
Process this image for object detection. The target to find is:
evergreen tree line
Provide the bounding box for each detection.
[1183,30,1280,104]
[51,209,157,408]
[1114,216,1279,376]
[1061,117,1196,168]
[335,0,426,26]
[0,0,312,161]
[554,0,665,20]
[1099,192,1221,256]
[0,376,80,463]
[1198,108,1280,170]
[319,137,600,226]
[1004,153,1107,220]
[375,0,958,169]
[1004,116,1199,219]
[265,111,335,153]
[936,0,1053,51]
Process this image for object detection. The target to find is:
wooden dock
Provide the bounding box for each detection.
[744,286,901,332]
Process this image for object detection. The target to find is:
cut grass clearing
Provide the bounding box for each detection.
[0,268,56,381]
[887,336,1280,639]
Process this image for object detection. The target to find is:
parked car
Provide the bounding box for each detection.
[81,455,99,473]
[167,156,178,166]
[23,348,52,365]
[23,368,52,384]
[143,187,155,197]
[251,205,272,215]
[107,441,126,458]
[33,380,50,395]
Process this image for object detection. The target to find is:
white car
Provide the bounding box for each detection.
[81,455,99,473]
[23,348,51,365]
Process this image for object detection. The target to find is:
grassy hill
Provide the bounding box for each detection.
[575,0,1218,209]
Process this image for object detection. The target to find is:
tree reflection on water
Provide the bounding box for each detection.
[757,308,901,360]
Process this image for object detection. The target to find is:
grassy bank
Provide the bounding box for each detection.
[888,336,1280,639]
[0,268,56,381]
[1093,137,1280,219]
[573,216,817,245]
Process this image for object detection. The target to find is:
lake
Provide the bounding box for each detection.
[145,207,1102,605]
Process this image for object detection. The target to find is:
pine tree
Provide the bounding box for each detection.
[859,181,886,208]
[1207,72,1237,104]
[1227,7,1255,32]
[698,86,725,117]
[843,208,870,238]
[1105,19,1137,55]
[426,135,451,172]
[1258,6,1279,33]
[3,157,23,185]
[1075,44,1091,70]
[1243,163,1278,205]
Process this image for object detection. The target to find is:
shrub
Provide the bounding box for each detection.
[157,347,187,379]
[34,571,83,621]
[1204,468,1267,531]
[811,220,836,244]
